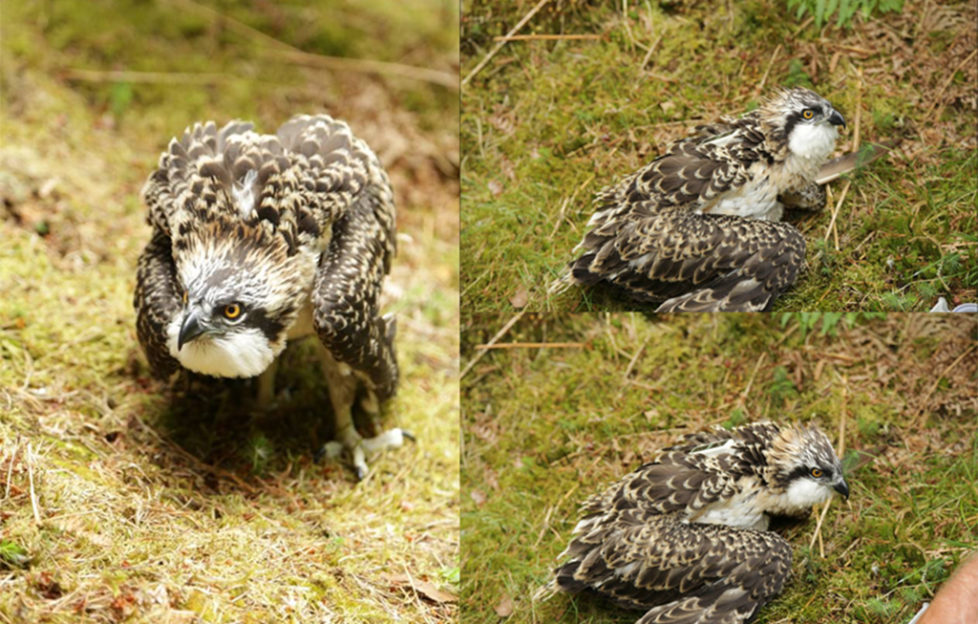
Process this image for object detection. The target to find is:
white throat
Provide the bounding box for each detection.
[788,123,838,162]
[166,319,280,378]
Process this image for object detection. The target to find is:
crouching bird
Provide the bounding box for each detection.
[536,421,850,624]
[557,87,846,311]
[134,114,407,479]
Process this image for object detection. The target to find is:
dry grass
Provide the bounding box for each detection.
[461,313,978,623]
[1,1,459,622]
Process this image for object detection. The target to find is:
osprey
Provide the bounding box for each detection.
[538,422,849,624]
[134,114,405,479]
[561,87,846,311]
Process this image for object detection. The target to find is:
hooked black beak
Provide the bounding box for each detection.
[177,310,207,350]
[834,479,850,500]
[828,109,846,128]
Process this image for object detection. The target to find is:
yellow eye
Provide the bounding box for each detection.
[223,303,242,320]
[802,109,815,120]
[182,290,188,305]
[811,468,823,478]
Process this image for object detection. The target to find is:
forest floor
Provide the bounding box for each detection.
[1,1,459,622]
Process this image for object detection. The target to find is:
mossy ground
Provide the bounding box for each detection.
[460,0,977,315]
[1,1,459,622]
[461,313,977,623]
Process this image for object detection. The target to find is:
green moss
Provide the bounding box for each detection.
[1,1,458,622]
[461,1,976,315]
[462,314,977,623]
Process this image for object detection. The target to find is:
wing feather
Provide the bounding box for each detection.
[558,517,792,624]
[572,207,804,312]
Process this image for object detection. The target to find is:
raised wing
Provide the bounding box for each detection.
[280,115,398,400]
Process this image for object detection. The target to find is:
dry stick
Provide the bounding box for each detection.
[475,341,585,350]
[809,379,848,554]
[926,49,978,124]
[755,44,782,96]
[825,71,862,249]
[26,441,41,524]
[493,34,600,41]
[639,33,663,71]
[165,0,457,89]
[462,0,550,86]
[622,337,651,380]
[62,69,228,84]
[3,438,18,500]
[460,308,528,379]
[914,343,977,427]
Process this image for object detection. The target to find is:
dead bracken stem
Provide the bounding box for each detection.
[926,49,977,125]
[26,441,41,525]
[755,44,782,96]
[164,0,457,89]
[460,308,528,378]
[825,68,862,249]
[493,34,601,41]
[809,377,847,555]
[462,0,551,86]
[475,342,585,350]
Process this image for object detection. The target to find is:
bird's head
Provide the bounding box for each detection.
[762,87,846,162]
[166,219,315,378]
[766,424,849,512]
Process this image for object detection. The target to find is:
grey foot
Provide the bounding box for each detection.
[321,427,414,480]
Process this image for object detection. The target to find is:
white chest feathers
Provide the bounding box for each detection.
[692,486,770,531]
[700,161,784,221]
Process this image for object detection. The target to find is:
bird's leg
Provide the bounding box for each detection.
[780,182,827,212]
[316,346,408,480]
[255,357,279,408]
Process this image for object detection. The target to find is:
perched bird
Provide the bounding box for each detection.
[134,114,405,479]
[559,87,846,311]
[538,422,849,624]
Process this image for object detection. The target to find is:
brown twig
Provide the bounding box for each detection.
[492,34,600,41]
[926,49,978,125]
[914,343,977,427]
[27,441,41,524]
[463,0,551,86]
[474,342,585,350]
[61,69,227,84]
[755,44,782,96]
[164,0,457,89]
[824,69,861,250]
[808,378,847,555]
[460,309,528,378]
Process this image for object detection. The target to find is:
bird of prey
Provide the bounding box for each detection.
[537,422,849,624]
[134,114,405,479]
[558,87,846,311]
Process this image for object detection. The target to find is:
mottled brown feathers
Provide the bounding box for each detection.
[544,422,846,624]
[135,114,397,401]
[564,87,842,311]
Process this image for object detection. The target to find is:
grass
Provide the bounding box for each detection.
[460,0,977,315]
[0,1,459,622]
[460,313,978,623]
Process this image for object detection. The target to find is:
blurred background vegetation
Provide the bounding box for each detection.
[1,1,459,622]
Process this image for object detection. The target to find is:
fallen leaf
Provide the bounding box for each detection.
[495,594,514,617]
[383,574,458,604]
[470,489,487,506]
[509,286,529,309]
[488,180,503,196]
